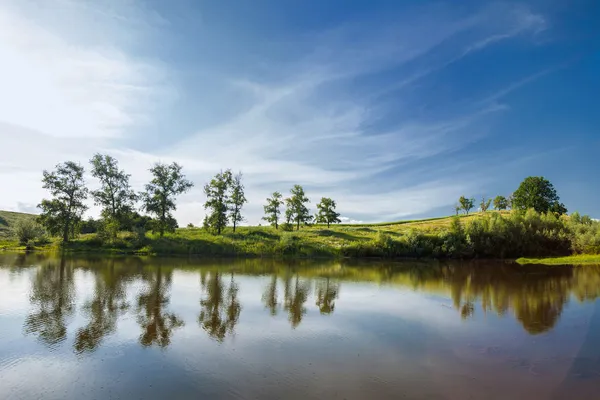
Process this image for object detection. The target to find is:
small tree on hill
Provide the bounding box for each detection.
[228,172,247,233]
[286,185,311,231]
[38,161,89,243]
[141,162,193,237]
[480,197,492,212]
[512,176,567,215]
[315,197,341,228]
[262,191,284,229]
[458,196,475,215]
[203,169,233,234]
[493,195,509,211]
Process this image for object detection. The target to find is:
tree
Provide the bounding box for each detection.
[203,170,233,235]
[454,204,461,216]
[262,192,284,229]
[315,197,341,228]
[140,162,193,237]
[285,185,312,231]
[89,154,137,231]
[38,161,89,243]
[493,195,509,211]
[512,176,567,215]
[228,172,247,233]
[458,196,475,215]
[480,197,492,212]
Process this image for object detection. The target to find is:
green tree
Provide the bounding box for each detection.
[89,154,137,232]
[458,196,475,215]
[285,185,312,231]
[140,162,193,237]
[512,176,567,215]
[228,172,247,233]
[480,197,492,212]
[38,161,89,243]
[493,195,509,211]
[262,191,284,229]
[315,197,341,228]
[203,169,233,235]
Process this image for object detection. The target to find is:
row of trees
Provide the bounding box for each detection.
[38,156,343,242]
[39,156,193,242]
[262,185,341,231]
[455,176,568,216]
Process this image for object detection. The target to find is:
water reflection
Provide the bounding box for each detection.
[136,266,184,347]
[4,255,600,353]
[24,258,75,347]
[198,272,241,341]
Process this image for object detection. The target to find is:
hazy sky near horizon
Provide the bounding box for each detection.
[0,0,598,224]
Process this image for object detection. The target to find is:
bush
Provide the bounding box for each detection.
[12,219,44,246]
[280,223,294,232]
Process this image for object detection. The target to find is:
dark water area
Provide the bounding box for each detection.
[1,254,600,399]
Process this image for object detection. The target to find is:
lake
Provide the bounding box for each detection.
[1,254,600,399]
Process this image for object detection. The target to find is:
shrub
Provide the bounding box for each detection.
[280,223,294,232]
[12,219,44,246]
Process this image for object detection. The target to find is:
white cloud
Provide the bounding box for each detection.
[0,1,551,225]
[0,1,171,138]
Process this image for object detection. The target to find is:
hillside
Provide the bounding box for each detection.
[0,210,38,238]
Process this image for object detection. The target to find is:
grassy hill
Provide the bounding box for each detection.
[0,210,38,239]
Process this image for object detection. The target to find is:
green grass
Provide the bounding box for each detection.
[516,254,600,266]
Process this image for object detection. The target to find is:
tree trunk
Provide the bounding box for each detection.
[296,218,300,231]
[327,222,330,228]
[233,220,237,233]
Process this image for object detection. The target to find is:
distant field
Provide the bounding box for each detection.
[0,210,38,238]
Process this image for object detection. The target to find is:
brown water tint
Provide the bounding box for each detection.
[1,254,600,399]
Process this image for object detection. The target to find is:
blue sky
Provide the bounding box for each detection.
[0,0,598,224]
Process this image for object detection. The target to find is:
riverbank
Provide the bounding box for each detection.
[2,209,599,262]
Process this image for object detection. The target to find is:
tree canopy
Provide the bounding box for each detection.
[512,176,567,215]
[38,161,89,242]
[90,154,137,230]
[285,185,312,230]
[458,196,475,215]
[493,195,509,211]
[228,172,247,233]
[203,170,233,235]
[262,192,284,229]
[141,162,193,236]
[315,197,341,228]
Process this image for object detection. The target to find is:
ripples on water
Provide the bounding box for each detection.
[1,253,600,399]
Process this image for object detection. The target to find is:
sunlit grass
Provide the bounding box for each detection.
[516,254,600,266]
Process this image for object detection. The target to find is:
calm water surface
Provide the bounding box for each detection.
[1,254,600,399]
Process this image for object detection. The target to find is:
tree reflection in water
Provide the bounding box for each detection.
[136,266,184,347]
[11,256,600,352]
[24,258,74,347]
[198,271,241,341]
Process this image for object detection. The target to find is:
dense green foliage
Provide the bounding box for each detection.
[141,162,193,237]
[315,197,341,227]
[512,176,567,215]
[493,195,509,211]
[38,161,89,243]
[262,192,284,229]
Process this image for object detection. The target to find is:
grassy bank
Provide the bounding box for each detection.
[2,209,599,261]
[517,255,600,265]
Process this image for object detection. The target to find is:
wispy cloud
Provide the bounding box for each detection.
[0,1,557,224]
[0,1,172,138]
